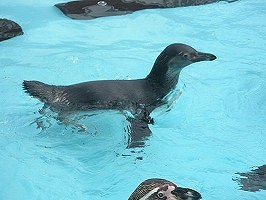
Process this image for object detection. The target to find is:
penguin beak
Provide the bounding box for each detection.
[191,52,216,62]
[171,187,202,200]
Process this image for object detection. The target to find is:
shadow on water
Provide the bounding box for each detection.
[234,165,266,192]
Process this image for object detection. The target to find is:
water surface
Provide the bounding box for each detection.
[0,0,266,199]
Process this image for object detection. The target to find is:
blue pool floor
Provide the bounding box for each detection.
[0,0,266,199]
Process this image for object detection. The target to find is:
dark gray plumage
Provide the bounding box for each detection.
[23,43,216,147]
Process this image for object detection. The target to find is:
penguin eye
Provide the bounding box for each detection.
[183,53,189,59]
[157,191,164,199]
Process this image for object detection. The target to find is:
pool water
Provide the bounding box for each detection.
[0,0,266,199]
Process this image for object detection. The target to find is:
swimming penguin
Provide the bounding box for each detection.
[129,178,202,200]
[55,0,238,20]
[0,18,23,42]
[23,43,216,148]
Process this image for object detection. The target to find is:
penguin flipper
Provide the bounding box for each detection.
[125,106,155,148]
[126,117,152,148]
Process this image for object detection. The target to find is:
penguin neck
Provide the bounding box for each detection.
[146,60,183,97]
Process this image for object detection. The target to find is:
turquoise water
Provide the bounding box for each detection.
[0,0,266,199]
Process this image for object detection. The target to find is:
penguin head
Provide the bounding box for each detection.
[129,178,202,200]
[147,43,216,82]
[164,43,216,69]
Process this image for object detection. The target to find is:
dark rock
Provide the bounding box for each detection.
[55,0,238,20]
[0,19,23,42]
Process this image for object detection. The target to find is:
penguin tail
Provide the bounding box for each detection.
[22,80,55,103]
